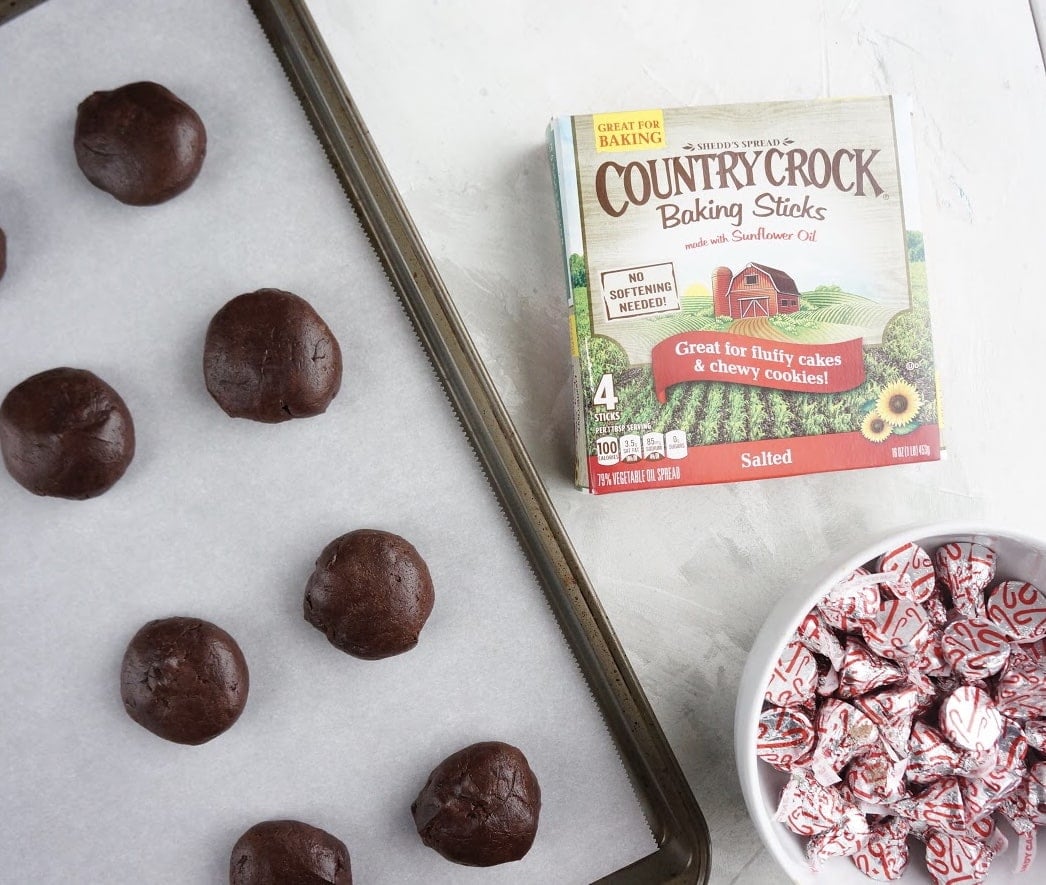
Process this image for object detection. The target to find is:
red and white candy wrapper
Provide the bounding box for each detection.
[962,773,1019,824]
[817,661,840,697]
[863,598,934,664]
[876,719,915,765]
[907,722,966,784]
[810,698,880,786]
[775,770,852,836]
[1028,760,1046,811]
[797,607,846,670]
[968,747,1003,781]
[807,807,870,871]
[756,705,816,770]
[997,767,1045,873]
[855,684,924,762]
[820,568,882,633]
[837,637,906,699]
[939,685,1003,752]
[1016,829,1039,876]
[895,777,967,835]
[760,538,1046,881]
[969,815,1009,856]
[995,643,1046,720]
[923,593,951,629]
[856,683,930,725]
[764,638,818,708]
[960,720,1032,820]
[913,629,952,679]
[846,744,908,807]
[1026,718,1046,753]
[998,783,1040,834]
[851,817,910,881]
[879,542,937,604]
[998,718,1030,773]
[934,542,996,620]
[923,829,995,885]
[940,617,1010,681]
[985,580,1046,644]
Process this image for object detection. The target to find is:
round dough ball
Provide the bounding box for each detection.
[412,741,541,866]
[74,81,206,205]
[304,529,434,660]
[120,617,249,745]
[0,367,135,499]
[203,289,342,423]
[230,820,352,885]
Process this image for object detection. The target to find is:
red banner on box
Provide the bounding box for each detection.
[587,424,941,494]
[651,332,865,402]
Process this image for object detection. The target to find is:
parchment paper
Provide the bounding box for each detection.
[0,1,656,881]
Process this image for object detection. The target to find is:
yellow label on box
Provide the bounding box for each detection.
[592,109,665,152]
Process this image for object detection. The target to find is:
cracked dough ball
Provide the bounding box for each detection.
[74,81,206,205]
[229,819,352,885]
[304,529,434,660]
[0,367,135,499]
[412,741,541,866]
[203,288,342,423]
[120,617,249,745]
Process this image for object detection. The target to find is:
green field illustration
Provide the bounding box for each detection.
[575,246,937,449]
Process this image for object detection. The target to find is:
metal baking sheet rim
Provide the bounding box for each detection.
[0,0,712,881]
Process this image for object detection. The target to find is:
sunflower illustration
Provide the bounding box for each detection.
[861,411,892,443]
[877,380,921,427]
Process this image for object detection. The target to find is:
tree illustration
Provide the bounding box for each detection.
[907,231,925,262]
[569,253,587,289]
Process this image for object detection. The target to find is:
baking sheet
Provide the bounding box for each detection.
[0,1,657,881]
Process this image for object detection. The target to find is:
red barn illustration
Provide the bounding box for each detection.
[712,262,801,319]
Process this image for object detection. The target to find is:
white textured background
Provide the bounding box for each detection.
[307,1,1046,881]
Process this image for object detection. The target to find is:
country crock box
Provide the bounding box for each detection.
[547,96,942,494]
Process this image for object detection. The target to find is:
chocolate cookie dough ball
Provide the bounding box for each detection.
[412,741,541,866]
[204,289,342,423]
[0,367,135,499]
[304,529,434,660]
[230,820,352,885]
[74,81,206,205]
[120,617,249,745]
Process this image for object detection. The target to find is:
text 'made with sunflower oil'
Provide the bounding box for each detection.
[547,96,941,493]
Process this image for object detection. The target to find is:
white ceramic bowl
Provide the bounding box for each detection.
[735,522,1046,884]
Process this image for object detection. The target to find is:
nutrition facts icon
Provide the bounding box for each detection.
[665,430,687,459]
[595,436,620,466]
[595,430,688,466]
[643,432,666,460]
[620,434,642,462]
